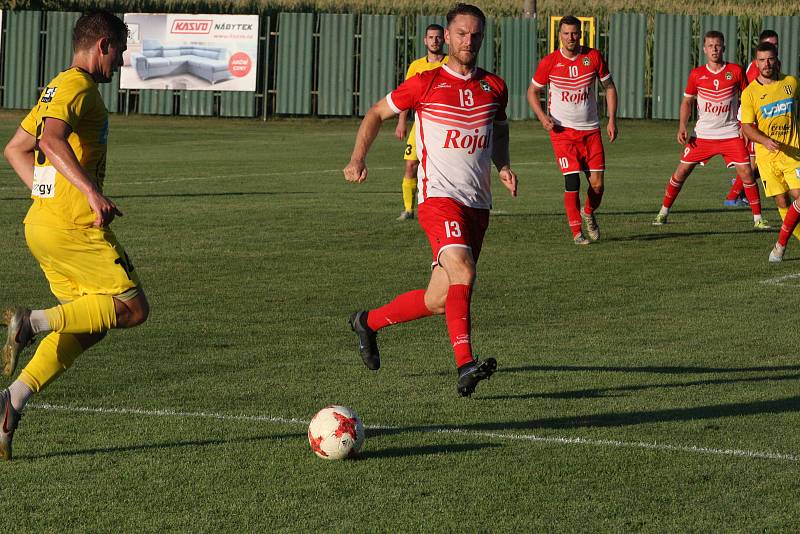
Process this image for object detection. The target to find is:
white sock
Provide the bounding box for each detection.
[29,309,52,335]
[8,380,33,412]
[659,206,669,216]
[754,214,763,222]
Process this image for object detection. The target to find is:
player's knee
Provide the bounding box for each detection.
[564,173,580,192]
[444,259,476,285]
[117,293,150,327]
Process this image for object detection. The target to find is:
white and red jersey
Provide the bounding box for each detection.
[386,64,508,210]
[746,60,759,83]
[531,46,611,131]
[684,63,747,139]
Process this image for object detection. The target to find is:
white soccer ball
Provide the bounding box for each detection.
[307,405,365,460]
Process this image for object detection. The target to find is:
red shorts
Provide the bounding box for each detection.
[549,126,605,174]
[417,197,490,267]
[680,137,750,167]
[749,140,756,157]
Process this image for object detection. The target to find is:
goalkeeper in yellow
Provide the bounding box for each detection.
[394,23,448,220]
[0,10,149,460]
[740,42,800,262]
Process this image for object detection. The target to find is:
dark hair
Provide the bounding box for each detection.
[425,23,444,35]
[73,9,128,51]
[558,15,582,31]
[446,4,486,28]
[759,29,778,42]
[703,30,725,44]
[756,42,778,55]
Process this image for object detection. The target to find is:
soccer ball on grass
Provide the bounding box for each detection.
[307,405,364,460]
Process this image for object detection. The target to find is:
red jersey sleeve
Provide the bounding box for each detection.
[592,49,611,81]
[684,69,697,96]
[386,75,424,114]
[532,53,552,87]
[736,64,747,92]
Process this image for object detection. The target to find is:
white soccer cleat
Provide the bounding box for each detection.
[573,234,590,246]
[581,211,600,241]
[652,213,668,226]
[769,243,785,263]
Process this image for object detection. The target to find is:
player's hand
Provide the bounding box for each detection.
[540,115,555,132]
[88,190,123,227]
[498,166,518,197]
[395,124,407,140]
[677,127,689,145]
[763,139,780,152]
[343,159,368,183]
[607,120,618,143]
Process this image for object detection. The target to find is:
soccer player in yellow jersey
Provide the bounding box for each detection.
[0,10,149,460]
[394,23,448,220]
[740,42,800,262]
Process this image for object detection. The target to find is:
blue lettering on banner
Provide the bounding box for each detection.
[761,97,794,119]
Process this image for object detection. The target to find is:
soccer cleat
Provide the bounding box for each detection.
[723,199,739,207]
[652,213,668,226]
[581,211,600,241]
[457,358,497,397]
[348,311,380,370]
[0,389,20,461]
[2,307,34,377]
[753,218,772,230]
[573,234,590,246]
[769,243,785,263]
[396,211,415,221]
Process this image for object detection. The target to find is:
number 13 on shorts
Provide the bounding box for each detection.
[444,220,462,238]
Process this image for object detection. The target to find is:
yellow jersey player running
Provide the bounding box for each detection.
[0,10,149,460]
[394,23,448,220]
[740,42,800,262]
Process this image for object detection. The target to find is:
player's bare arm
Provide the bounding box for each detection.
[38,117,122,227]
[527,84,554,131]
[603,78,618,142]
[4,127,36,190]
[677,95,695,144]
[395,110,409,140]
[344,98,397,183]
[491,122,517,197]
[741,123,780,152]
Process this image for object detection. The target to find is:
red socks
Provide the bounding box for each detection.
[742,181,762,216]
[445,284,473,368]
[367,289,432,331]
[662,176,683,208]
[726,176,744,200]
[564,191,582,237]
[778,202,800,247]
[584,187,603,215]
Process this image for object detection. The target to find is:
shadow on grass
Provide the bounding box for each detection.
[408,363,800,378]
[362,442,499,459]
[369,395,800,434]
[20,432,303,461]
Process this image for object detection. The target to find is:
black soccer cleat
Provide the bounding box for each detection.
[457,357,497,397]
[348,311,380,370]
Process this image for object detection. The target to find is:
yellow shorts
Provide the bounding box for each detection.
[25,223,142,303]
[757,151,800,197]
[404,123,417,161]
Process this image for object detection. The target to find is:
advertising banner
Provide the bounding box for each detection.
[121,13,259,91]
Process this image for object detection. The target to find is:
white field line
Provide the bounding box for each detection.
[760,273,800,287]
[29,402,798,462]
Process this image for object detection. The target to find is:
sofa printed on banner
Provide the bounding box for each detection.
[131,39,232,84]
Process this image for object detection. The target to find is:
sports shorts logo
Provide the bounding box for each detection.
[479,80,491,92]
[582,57,590,66]
[41,87,57,103]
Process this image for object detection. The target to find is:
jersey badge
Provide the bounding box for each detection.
[41,87,57,103]
[725,72,733,80]
[582,57,590,66]
[479,80,491,92]
[785,85,793,95]
[434,82,451,89]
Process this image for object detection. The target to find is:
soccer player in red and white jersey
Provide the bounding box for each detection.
[652,31,770,230]
[343,4,517,397]
[528,15,618,245]
[724,29,779,206]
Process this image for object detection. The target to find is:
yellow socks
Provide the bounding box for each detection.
[402,178,417,213]
[778,207,800,242]
[19,333,84,392]
[44,295,117,335]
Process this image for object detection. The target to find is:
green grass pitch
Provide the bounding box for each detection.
[0,111,798,531]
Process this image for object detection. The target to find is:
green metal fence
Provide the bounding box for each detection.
[2,11,796,121]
